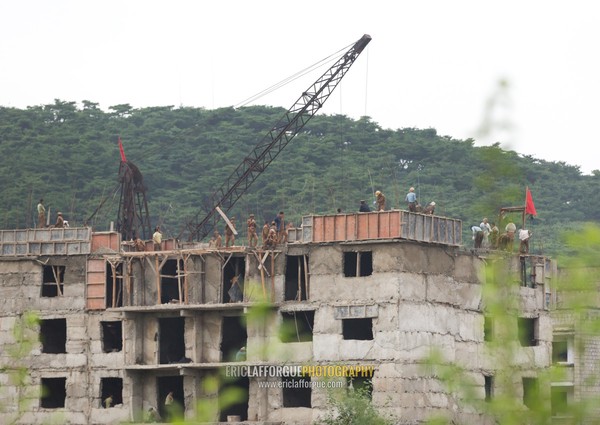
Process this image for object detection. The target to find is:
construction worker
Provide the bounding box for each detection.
[212,230,222,248]
[359,200,371,212]
[405,187,417,212]
[264,222,278,249]
[423,201,436,215]
[104,394,113,409]
[55,212,65,228]
[375,191,386,211]
[519,228,532,254]
[225,218,236,247]
[134,237,146,252]
[261,221,270,246]
[152,226,162,250]
[274,211,285,242]
[37,199,46,228]
[505,222,517,252]
[247,214,258,248]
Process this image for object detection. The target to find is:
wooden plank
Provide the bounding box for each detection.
[155,255,161,305]
[215,206,238,235]
[87,284,106,298]
[86,298,105,310]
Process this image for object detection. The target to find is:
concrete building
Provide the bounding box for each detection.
[0,210,556,424]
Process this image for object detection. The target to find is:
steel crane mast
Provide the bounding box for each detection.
[116,138,152,241]
[184,34,371,241]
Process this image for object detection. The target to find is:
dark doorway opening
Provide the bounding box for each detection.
[552,340,568,363]
[221,316,247,362]
[484,316,494,342]
[105,262,123,308]
[219,376,249,421]
[279,311,314,343]
[159,317,185,364]
[100,377,123,408]
[157,375,184,421]
[285,255,309,301]
[551,386,571,416]
[40,377,66,408]
[40,318,67,353]
[518,317,538,347]
[522,377,539,409]
[223,257,245,303]
[101,321,123,353]
[42,265,65,297]
[484,375,494,402]
[343,251,373,277]
[161,259,184,304]
[282,376,312,407]
[342,318,373,340]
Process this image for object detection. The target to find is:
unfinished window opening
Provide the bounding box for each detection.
[219,376,249,421]
[158,317,186,364]
[342,318,373,340]
[223,257,246,303]
[221,316,247,362]
[551,385,573,417]
[40,318,67,354]
[105,262,123,308]
[522,377,539,409]
[100,377,123,408]
[279,311,314,343]
[41,265,65,297]
[347,376,373,400]
[518,317,538,347]
[484,316,494,342]
[161,259,184,304]
[101,321,123,353]
[552,334,574,364]
[40,377,66,409]
[285,255,309,301]
[343,251,373,277]
[484,375,494,402]
[282,376,312,407]
[157,376,184,421]
[519,257,535,287]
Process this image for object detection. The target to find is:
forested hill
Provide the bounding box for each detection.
[1,100,598,255]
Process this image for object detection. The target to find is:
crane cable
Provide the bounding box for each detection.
[234,42,353,108]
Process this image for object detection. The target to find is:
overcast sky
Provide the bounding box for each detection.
[1,1,598,174]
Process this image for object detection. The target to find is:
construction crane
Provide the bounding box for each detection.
[116,137,152,241]
[182,34,372,241]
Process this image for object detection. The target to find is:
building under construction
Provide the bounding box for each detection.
[0,208,565,424]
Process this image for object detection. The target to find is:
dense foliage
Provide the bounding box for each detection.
[1,100,598,255]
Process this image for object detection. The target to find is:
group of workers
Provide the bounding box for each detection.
[471,218,532,253]
[357,187,436,215]
[208,211,290,250]
[36,199,68,228]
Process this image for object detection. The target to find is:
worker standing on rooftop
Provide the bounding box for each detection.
[225,218,236,247]
[375,191,386,211]
[37,199,46,228]
[247,214,258,248]
[274,211,285,242]
[152,226,162,250]
[405,187,417,212]
[261,221,269,246]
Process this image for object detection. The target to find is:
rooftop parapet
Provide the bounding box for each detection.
[0,227,92,256]
[299,210,462,246]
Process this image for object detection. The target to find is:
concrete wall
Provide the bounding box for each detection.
[0,239,557,424]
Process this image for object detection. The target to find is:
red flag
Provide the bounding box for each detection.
[525,187,537,216]
[118,136,127,162]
